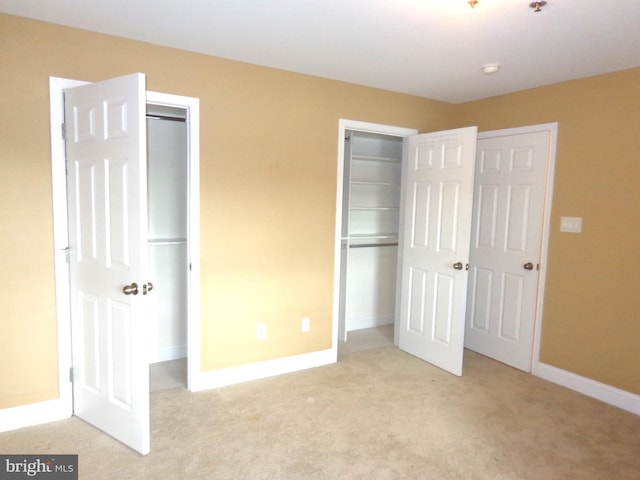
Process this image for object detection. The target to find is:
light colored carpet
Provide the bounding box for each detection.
[338,324,394,357]
[150,358,187,392]
[2,346,640,479]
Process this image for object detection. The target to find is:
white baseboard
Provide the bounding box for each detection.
[3,349,335,430]
[0,398,71,433]
[189,348,336,392]
[533,362,640,416]
[346,314,394,332]
[150,345,187,364]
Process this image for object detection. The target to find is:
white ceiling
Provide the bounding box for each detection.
[2,0,640,103]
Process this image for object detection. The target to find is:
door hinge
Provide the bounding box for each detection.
[69,367,74,383]
[62,246,70,264]
[61,122,66,140]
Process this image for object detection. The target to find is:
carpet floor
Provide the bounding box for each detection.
[1,346,639,479]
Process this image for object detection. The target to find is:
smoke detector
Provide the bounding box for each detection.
[481,64,501,75]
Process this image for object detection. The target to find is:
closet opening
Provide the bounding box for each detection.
[337,130,404,357]
[146,104,189,392]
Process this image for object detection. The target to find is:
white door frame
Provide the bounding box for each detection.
[332,120,557,372]
[49,76,201,416]
[331,119,418,357]
[145,90,201,390]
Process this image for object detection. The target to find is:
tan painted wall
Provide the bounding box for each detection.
[3,12,639,411]
[0,14,456,409]
[454,68,640,394]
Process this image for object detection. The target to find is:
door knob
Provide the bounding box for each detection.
[524,262,534,271]
[453,262,463,270]
[122,282,139,295]
[143,282,154,295]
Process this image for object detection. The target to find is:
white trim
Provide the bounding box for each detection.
[478,122,558,372]
[150,345,188,364]
[534,362,640,416]
[346,314,394,332]
[533,123,558,372]
[332,119,418,354]
[189,349,335,391]
[48,76,89,427]
[0,398,71,433]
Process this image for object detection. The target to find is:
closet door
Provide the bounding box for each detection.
[397,127,477,376]
[66,73,150,455]
[465,128,550,372]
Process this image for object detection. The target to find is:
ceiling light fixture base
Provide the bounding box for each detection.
[529,1,547,12]
[481,64,501,75]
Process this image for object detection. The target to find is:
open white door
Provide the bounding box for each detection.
[65,73,150,455]
[397,127,477,376]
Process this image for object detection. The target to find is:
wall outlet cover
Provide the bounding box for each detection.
[256,323,267,340]
[301,317,311,333]
[560,216,582,233]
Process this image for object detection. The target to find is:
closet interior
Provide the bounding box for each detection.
[339,131,403,342]
[146,104,188,388]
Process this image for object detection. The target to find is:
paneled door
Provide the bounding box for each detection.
[397,127,477,376]
[65,73,150,455]
[464,129,550,372]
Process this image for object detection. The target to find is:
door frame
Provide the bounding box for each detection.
[332,120,557,372]
[49,76,201,415]
[331,119,418,356]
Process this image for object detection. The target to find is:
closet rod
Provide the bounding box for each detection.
[148,239,188,246]
[349,242,398,249]
[146,114,186,123]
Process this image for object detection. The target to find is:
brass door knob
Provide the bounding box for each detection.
[524,262,534,271]
[453,262,463,270]
[122,282,139,295]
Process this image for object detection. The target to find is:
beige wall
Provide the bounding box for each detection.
[3,12,639,411]
[455,68,640,394]
[0,14,455,409]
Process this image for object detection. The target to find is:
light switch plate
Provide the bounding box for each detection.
[256,323,267,340]
[560,216,582,233]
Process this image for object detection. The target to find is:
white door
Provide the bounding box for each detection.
[65,73,150,455]
[397,127,477,376]
[464,129,550,372]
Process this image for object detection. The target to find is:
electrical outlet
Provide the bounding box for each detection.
[301,317,311,333]
[256,323,267,340]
